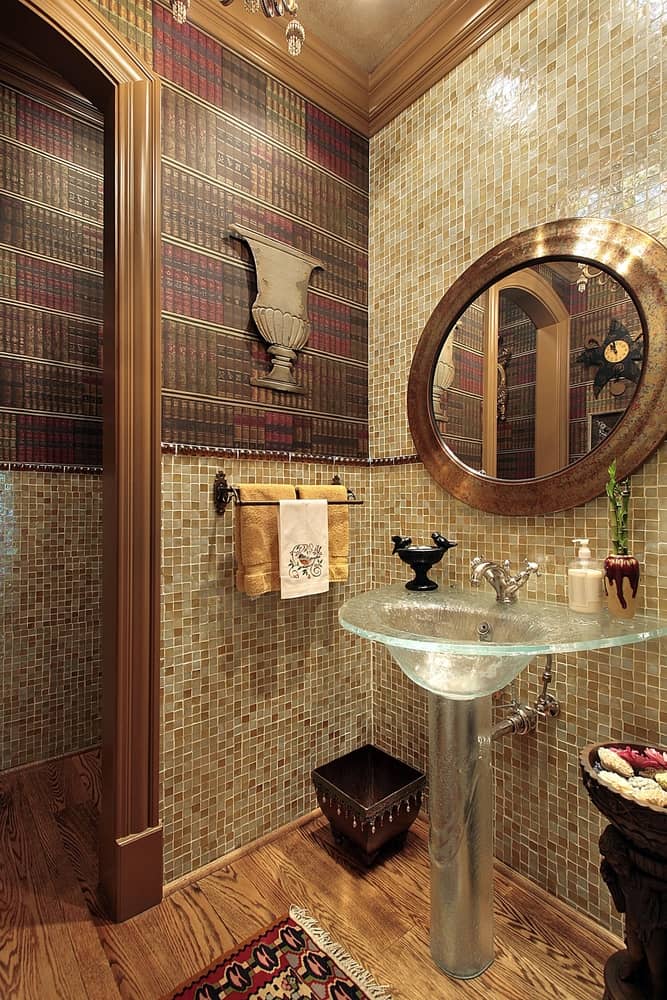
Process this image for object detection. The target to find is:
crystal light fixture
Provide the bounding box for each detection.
[172,0,305,56]
[285,13,305,56]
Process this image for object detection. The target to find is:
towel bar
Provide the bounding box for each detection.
[213,470,363,516]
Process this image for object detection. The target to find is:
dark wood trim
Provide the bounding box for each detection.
[11,0,162,920]
[100,71,162,902]
[107,826,164,924]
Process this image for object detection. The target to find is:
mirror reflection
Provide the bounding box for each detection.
[431,261,644,480]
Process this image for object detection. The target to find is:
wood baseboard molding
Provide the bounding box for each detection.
[494,857,623,950]
[0,744,101,777]
[163,807,322,897]
[101,825,164,922]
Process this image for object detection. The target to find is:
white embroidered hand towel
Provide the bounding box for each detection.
[278,499,329,599]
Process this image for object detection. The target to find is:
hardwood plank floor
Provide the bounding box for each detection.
[0,751,620,999]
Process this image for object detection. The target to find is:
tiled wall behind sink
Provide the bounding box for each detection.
[160,454,373,881]
[367,453,666,936]
[369,0,667,935]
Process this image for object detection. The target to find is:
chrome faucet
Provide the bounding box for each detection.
[470,556,540,603]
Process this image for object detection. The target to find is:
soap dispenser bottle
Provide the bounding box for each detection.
[568,538,604,613]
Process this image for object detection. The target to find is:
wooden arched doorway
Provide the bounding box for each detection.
[483,270,570,478]
[8,0,162,920]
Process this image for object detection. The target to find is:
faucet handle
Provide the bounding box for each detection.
[524,559,540,576]
[470,555,485,586]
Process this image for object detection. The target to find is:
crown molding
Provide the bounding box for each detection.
[189,0,369,135]
[162,0,532,138]
[368,0,534,135]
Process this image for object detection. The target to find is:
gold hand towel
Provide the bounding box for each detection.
[296,484,349,582]
[235,484,297,596]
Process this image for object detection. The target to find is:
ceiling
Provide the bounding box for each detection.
[297,0,445,73]
[191,0,530,134]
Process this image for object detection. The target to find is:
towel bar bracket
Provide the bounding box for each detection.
[213,470,362,516]
[213,471,239,516]
[332,473,357,502]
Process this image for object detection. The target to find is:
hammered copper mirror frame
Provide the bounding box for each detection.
[408,218,667,515]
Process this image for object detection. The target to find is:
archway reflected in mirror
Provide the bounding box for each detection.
[432,260,644,481]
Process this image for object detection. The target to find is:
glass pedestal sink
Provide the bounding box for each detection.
[339,583,666,980]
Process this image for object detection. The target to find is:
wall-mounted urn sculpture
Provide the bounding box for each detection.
[230,223,323,394]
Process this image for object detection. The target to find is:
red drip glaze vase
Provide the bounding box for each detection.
[603,554,640,620]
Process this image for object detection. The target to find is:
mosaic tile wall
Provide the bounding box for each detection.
[152,2,372,877]
[369,0,667,933]
[0,53,104,771]
[0,470,102,770]
[160,454,373,881]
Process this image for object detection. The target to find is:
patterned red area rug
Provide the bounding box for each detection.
[163,905,392,1000]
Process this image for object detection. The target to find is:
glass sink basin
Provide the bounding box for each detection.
[339,582,666,981]
[339,583,666,700]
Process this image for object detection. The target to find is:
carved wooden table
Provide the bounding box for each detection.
[581,742,667,1000]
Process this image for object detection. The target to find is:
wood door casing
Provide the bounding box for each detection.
[8,0,162,921]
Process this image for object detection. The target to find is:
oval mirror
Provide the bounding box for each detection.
[408,219,667,515]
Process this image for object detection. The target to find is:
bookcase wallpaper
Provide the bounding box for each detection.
[496,296,536,480]
[89,0,153,67]
[2,2,370,468]
[153,1,370,458]
[0,77,104,468]
[435,298,484,470]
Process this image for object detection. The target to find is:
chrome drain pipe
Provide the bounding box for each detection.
[492,655,560,741]
[492,704,537,739]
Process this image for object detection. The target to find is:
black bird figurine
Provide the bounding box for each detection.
[391,532,457,591]
[391,535,413,554]
[431,532,458,552]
